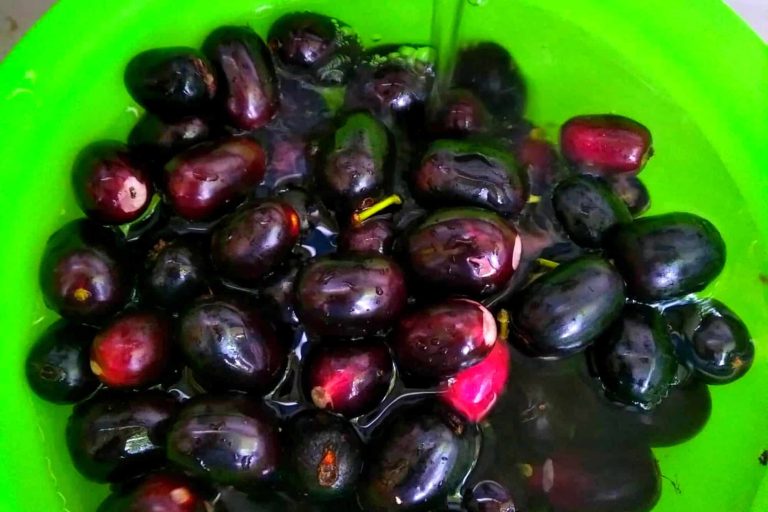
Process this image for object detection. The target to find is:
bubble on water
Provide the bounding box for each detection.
[370,33,383,42]
[467,0,488,5]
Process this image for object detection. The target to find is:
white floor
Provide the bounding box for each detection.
[0,0,765,58]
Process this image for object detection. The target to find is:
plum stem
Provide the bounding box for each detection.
[497,309,510,341]
[535,257,559,269]
[527,195,541,204]
[352,194,402,225]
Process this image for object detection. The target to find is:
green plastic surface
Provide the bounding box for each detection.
[0,0,766,510]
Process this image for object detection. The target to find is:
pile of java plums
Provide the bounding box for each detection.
[25,11,755,512]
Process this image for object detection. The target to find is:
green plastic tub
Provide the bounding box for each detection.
[0,0,766,510]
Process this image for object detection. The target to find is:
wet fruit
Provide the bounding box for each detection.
[164,137,266,220]
[295,255,407,338]
[590,305,678,409]
[72,141,153,225]
[512,256,625,358]
[203,26,279,130]
[430,89,491,137]
[67,391,178,482]
[560,115,652,175]
[285,410,364,500]
[25,321,99,404]
[552,174,631,248]
[90,310,172,389]
[407,208,522,296]
[607,213,726,300]
[166,395,281,487]
[412,140,529,216]
[128,114,211,163]
[39,220,131,321]
[338,218,394,255]
[125,47,217,118]
[178,296,286,393]
[608,175,650,216]
[463,480,517,512]
[99,472,206,512]
[304,341,394,417]
[141,235,210,310]
[211,200,301,284]
[393,298,497,381]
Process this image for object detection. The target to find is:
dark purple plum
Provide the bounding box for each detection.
[393,298,497,381]
[295,255,407,338]
[463,480,517,512]
[141,235,210,310]
[271,76,336,135]
[178,296,287,393]
[128,114,211,164]
[406,208,522,296]
[98,472,207,512]
[606,213,726,300]
[166,395,280,487]
[590,304,678,409]
[203,26,279,130]
[512,256,625,358]
[345,45,435,127]
[262,132,316,190]
[125,47,217,118]
[303,341,394,417]
[90,310,172,389]
[552,174,632,248]
[25,321,99,404]
[608,175,650,216]
[285,410,364,500]
[338,218,394,255]
[667,299,754,384]
[358,403,475,512]
[72,141,153,225]
[452,42,526,126]
[261,264,301,326]
[39,219,132,321]
[430,89,491,137]
[526,447,661,512]
[412,139,528,216]
[268,12,361,85]
[213,489,298,512]
[67,391,179,482]
[560,115,653,176]
[514,134,568,195]
[211,200,301,284]
[164,137,266,221]
[319,112,390,211]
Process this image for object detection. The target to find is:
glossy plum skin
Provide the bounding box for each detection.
[166,395,281,487]
[100,473,206,512]
[211,201,301,284]
[164,137,266,220]
[90,311,171,389]
[67,391,179,482]
[668,299,754,384]
[552,174,632,248]
[141,235,210,310]
[591,305,678,409]
[203,26,279,130]
[268,12,361,85]
[394,298,497,381]
[513,256,625,358]
[178,296,286,393]
[295,255,407,338]
[125,47,217,118]
[430,89,490,137]
[72,141,153,225]
[128,114,211,163]
[526,447,661,512]
[359,405,475,512]
[560,115,653,175]
[515,135,567,196]
[413,140,529,217]
[285,410,364,500]
[320,112,390,210]
[338,218,394,255]
[25,321,99,404]
[609,175,650,216]
[606,213,726,300]
[407,208,522,296]
[39,220,132,321]
[452,42,526,125]
[303,342,394,417]
[262,132,315,190]
[463,480,517,512]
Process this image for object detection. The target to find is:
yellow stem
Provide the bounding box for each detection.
[352,194,403,225]
[536,258,560,269]
[527,194,541,204]
[497,309,510,342]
